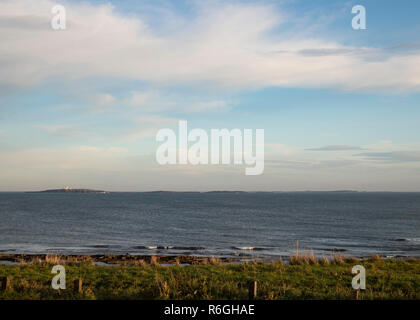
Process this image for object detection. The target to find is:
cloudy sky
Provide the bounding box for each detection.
[1,0,420,191]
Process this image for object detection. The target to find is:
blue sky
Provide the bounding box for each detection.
[0,0,420,191]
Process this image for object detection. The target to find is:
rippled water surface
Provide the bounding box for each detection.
[0,192,419,259]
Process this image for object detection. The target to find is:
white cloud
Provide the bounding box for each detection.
[125,91,156,108]
[88,93,117,113]
[265,141,420,170]
[355,151,420,162]
[0,145,127,170]
[185,100,228,113]
[306,145,364,151]
[38,124,103,139]
[123,90,231,113]
[87,90,231,113]
[37,115,180,142]
[122,115,179,141]
[0,0,419,92]
[2,140,420,191]
[39,124,74,135]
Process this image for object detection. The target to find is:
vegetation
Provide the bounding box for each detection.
[0,256,418,300]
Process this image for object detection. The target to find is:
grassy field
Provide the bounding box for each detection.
[0,256,419,300]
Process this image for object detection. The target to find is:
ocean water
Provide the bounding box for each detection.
[0,192,419,259]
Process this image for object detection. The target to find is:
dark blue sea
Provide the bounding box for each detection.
[0,192,419,259]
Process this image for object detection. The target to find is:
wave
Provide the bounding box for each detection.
[315,248,347,252]
[231,246,266,251]
[390,238,420,243]
[0,249,16,253]
[133,246,205,251]
[90,245,122,248]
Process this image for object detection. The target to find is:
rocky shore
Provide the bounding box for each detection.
[0,254,242,265]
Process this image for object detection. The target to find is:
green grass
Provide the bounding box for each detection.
[0,258,419,300]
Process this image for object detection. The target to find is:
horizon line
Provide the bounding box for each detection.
[2,189,420,193]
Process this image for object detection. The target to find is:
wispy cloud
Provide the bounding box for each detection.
[79,90,232,114]
[38,124,86,138]
[38,115,179,142]
[121,115,179,141]
[355,151,420,162]
[306,145,365,151]
[87,93,117,113]
[0,0,419,92]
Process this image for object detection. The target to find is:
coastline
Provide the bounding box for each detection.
[0,253,243,265]
[0,253,416,266]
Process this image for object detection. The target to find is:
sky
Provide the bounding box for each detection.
[1,0,420,191]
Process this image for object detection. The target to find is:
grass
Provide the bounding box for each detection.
[0,257,419,300]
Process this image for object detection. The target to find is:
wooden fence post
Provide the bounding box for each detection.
[1,277,11,291]
[74,278,82,293]
[248,281,257,300]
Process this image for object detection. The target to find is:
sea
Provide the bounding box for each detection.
[0,192,419,259]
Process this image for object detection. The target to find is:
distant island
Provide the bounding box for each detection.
[29,187,108,194]
[25,189,364,194]
[205,191,247,193]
